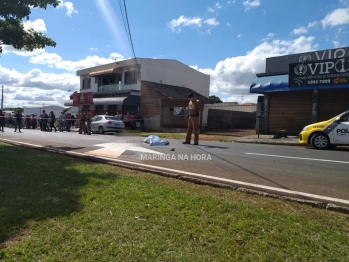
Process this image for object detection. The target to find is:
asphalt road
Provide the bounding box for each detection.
[1,127,348,208]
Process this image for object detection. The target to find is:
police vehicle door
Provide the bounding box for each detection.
[332,112,349,144]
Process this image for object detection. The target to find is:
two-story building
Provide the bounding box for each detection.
[64,58,211,131]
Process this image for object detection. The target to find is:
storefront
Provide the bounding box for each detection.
[250,47,349,135]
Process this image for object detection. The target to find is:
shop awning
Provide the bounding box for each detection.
[64,95,140,106]
[250,74,349,93]
[93,97,127,105]
[64,100,73,106]
[250,74,289,93]
[89,68,121,77]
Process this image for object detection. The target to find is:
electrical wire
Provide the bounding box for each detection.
[118,0,138,65]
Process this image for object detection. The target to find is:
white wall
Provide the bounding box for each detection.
[80,76,98,93]
[77,58,210,97]
[138,58,210,97]
[23,105,64,118]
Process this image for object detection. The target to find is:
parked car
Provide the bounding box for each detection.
[299,110,349,149]
[91,115,125,134]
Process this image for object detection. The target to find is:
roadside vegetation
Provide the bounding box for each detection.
[1,141,348,261]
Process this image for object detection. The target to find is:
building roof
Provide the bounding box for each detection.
[143,81,211,103]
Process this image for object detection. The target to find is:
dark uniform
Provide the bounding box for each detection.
[183,93,203,145]
[14,112,23,132]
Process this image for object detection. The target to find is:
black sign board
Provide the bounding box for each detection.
[288,57,349,87]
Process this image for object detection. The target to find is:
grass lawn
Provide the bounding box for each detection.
[0,142,348,261]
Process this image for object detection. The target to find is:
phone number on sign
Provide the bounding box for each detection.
[308,79,331,85]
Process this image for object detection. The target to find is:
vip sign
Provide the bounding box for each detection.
[289,57,349,87]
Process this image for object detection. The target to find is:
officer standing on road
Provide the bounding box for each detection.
[14,110,23,133]
[86,109,92,135]
[42,110,49,131]
[183,93,203,145]
[79,110,86,134]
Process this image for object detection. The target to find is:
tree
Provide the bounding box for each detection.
[209,95,223,104]
[0,0,60,54]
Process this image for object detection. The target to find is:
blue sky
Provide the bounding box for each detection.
[1,0,349,107]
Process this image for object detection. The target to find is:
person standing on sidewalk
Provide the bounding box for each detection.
[183,93,203,145]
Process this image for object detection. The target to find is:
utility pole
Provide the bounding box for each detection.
[1,85,3,110]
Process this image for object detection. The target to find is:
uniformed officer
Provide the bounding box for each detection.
[86,109,92,135]
[79,110,86,134]
[183,93,203,145]
[14,110,23,133]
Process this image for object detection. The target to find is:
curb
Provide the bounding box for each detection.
[1,139,348,215]
[234,139,303,146]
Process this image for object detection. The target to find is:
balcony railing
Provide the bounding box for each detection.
[99,84,122,92]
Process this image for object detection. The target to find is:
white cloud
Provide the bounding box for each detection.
[195,36,316,100]
[332,41,340,48]
[292,21,317,35]
[167,15,219,34]
[293,26,307,35]
[237,34,242,38]
[58,1,78,17]
[168,15,202,33]
[307,21,317,28]
[29,52,63,65]
[208,2,223,12]
[243,0,261,11]
[23,19,47,32]
[1,45,45,57]
[204,18,220,34]
[227,22,231,27]
[0,65,80,107]
[321,8,349,28]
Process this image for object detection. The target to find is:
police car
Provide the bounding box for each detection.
[299,110,349,149]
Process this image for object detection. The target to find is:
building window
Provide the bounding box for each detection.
[125,71,137,85]
[82,78,91,90]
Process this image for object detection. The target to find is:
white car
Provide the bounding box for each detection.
[90,115,125,134]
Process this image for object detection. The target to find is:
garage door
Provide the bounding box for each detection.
[268,91,312,135]
[318,88,349,121]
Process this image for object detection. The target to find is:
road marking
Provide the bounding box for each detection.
[86,142,164,158]
[246,152,349,164]
[1,138,348,206]
[68,151,349,205]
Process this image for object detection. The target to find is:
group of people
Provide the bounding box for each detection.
[0,109,25,132]
[1,96,202,143]
[0,109,77,133]
[122,111,144,130]
[39,110,76,132]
